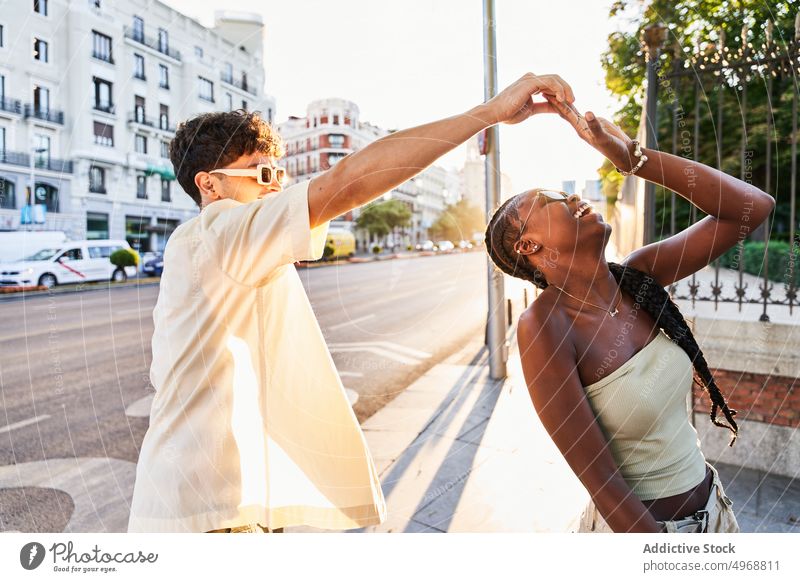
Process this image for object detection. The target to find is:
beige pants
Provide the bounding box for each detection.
[577,462,740,533]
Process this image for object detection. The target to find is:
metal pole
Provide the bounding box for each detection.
[641,24,667,245]
[483,0,507,380]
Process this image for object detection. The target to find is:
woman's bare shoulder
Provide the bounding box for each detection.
[517,293,575,367]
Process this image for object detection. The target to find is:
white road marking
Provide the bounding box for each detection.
[125,393,154,417]
[0,414,50,434]
[0,457,137,532]
[329,346,419,365]
[329,341,432,359]
[326,313,376,331]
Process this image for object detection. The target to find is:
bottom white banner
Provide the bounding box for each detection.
[0,533,797,581]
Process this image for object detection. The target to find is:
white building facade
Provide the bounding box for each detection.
[277,97,458,247]
[0,1,274,252]
[459,136,513,210]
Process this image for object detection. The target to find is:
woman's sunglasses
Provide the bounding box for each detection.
[209,164,287,185]
[532,189,571,203]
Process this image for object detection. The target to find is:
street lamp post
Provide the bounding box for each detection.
[641,23,667,245]
[483,0,507,380]
[27,145,47,228]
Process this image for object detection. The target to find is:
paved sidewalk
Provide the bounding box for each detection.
[290,332,800,533]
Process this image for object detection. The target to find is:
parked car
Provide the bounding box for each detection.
[0,239,137,288]
[458,240,474,250]
[436,240,455,252]
[0,231,67,263]
[323,228,356,260]
[142,252,165,277]
[416,240,436,251]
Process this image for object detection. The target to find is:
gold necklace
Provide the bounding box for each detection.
[551,284,622,317]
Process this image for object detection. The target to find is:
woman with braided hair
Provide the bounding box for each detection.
[485,97,775,533]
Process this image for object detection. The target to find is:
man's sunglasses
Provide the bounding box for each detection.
[209,164,287,185]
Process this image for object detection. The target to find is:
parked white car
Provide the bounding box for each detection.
[0,239,137,288]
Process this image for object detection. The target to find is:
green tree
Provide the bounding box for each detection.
[356,199,412,242]
[429,199,486,242]
[601,1,797,241]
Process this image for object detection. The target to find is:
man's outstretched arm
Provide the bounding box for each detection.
[306,73,575,229]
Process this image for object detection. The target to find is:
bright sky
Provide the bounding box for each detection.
[164,0,623,195]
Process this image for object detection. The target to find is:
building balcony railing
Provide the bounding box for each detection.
[23,105,65,125]
[0,97,22,115]
[127,112,176,133]
[35,157,74,173]
[220,72,257,96]
[0,150,30,167]
[0,150,73,173]
[123,26,182,62]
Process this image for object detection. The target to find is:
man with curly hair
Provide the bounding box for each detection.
[127,73,575,533]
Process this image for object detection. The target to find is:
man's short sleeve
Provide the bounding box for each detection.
[202,180,330,285]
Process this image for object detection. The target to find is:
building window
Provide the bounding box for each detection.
[134,95,145,122]
[0,24,4,47]
[135,134,147,154]
[92,30,113,63]
[33,38,48,62]
[93,121,113,147]
[267,108,272,123]
[132,16,144,42]
[33,182,58,212]
[33,134,50,167]
[223,62,232,83]
[34,0,48,16]
[133,53,145,80]
[157,28,168,54]
[33,85,49,113]
[198,77,214,102]
[224,92,232,111]
[87,212,109,240]
[328,134,345,148]
[93,77,113,112]
[194,45,203,58]
[333,114,339,125]
[159,104,169,130]
[136,175,147,199]
[89,165,106,193]
[158,64,169,89]
[0,177,15,209]
[92,0,101,8]
[241,72,248,92]
[161,177,171,202]
[0,126,5,154]
[241,100,247,111]
[160,140,169,159]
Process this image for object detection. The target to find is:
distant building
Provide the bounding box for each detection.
[459,136,513,209]
[561,180,576,195]
[0,2,274,253]
[278,98,458,247]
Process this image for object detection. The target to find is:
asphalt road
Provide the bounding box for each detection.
[0,251,489,532]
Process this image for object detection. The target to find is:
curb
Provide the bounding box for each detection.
[296,249,479,269]
[0,278,162,301]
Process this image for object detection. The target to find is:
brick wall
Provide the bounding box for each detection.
[692,369,799,429]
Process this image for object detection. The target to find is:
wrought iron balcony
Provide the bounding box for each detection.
[0,97,22,115]
[23,105,65,125]
[123,26,182,62]
[220,72,257,96]
[0,150,72,173]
